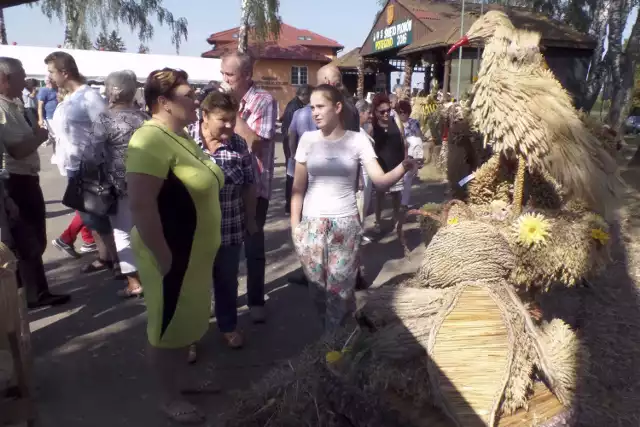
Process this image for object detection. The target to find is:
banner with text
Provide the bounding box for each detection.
[372,19,413,53]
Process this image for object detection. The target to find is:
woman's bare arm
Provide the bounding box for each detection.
[363,159,411,191]
[290,162,308,230]
[127,172,172,274]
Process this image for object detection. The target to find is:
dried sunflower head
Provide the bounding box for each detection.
[513,212,551,248]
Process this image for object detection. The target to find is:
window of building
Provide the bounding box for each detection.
[232,33,239,38]
[297,35,313,41]
[291,66,308,86]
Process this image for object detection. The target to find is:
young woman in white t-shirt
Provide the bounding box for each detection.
[291,84,417,332]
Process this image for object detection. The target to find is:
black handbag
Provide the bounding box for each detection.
[62,161,118,216]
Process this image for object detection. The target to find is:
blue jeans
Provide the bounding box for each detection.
[213,244,242,333]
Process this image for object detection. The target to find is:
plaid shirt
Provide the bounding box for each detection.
[204,134,254,246]
[239,84,276,200]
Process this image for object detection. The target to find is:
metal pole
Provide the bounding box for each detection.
[456,0,465,101]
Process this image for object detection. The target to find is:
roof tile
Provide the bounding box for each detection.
[207,22,343,49]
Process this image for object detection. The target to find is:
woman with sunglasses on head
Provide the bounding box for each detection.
[291,84,416,333]
[370,93,407,235]
[126,68,224,425]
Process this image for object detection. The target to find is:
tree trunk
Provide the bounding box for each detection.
[0,8,7,45]
[575,0,610,111]
[606,0,637,131]
[238,0,249,53]
[401,56,415,99]
[357,54,365,100]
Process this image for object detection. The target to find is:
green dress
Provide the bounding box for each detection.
[126,121,224,348]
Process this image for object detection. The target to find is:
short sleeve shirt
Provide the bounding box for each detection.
[239,84,277,200]
[126,121,225,256]
[0,95,40,176]
[205,134,254,246]
[295,130,376,218]
[37,87,59,120]
[291,106,316,138]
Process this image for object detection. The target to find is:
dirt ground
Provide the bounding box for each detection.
[23,143,444,427]
[18,138,640,427]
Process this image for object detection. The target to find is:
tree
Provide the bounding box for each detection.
[138,43,150,54]
[32,0,188,54]
[95,29,126,51]
[107,29,126,52]
[94,29,109,50]
[0,8,7,45]
[238,0,281,54]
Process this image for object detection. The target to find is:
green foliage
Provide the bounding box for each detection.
[137,43,149,54]
[244,0,281,43]
[94,29,126,52]
[34,0,188,53]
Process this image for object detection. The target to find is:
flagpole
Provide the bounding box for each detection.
[455,0,465,101]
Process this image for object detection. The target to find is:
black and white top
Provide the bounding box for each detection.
[93,108,149,197]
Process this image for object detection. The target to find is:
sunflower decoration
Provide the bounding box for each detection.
[447,216,460,226]
[591,228,610,246]
[325,351,342,364]
[513,212,551,248]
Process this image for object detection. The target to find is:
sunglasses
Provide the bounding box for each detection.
[377,108,391,115]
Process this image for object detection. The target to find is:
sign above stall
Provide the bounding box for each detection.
[372,18,413,53]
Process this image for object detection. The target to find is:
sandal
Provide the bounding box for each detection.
[223,331,244,349]
[161,400,205,425]
[181,379,222,395]
[82,259,113,274]
[187,344,197,364]
[116,286,143,299]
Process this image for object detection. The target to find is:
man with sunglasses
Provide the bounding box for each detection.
[0,56,70,308]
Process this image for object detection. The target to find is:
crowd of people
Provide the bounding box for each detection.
[0,49,425,424]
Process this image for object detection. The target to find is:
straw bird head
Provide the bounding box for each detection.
[447,11,515,55]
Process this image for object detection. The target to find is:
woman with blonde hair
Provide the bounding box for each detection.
[291,84,416,333]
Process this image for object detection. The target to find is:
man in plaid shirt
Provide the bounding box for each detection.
[221,51,277,323]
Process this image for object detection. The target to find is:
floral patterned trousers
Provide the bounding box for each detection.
[293,215,363,333]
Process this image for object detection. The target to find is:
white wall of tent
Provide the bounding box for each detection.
[0,45,222,87]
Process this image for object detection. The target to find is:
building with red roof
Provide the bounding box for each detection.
[202,23,344,113]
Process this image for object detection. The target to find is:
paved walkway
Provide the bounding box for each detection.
[29,142,446,426]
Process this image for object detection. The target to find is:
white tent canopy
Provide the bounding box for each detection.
[0,45,221,84]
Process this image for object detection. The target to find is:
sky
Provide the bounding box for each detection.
[3,0,636,91]
[3,0,382,57]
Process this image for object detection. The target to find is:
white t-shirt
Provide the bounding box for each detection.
[295,130,377,218]
[51,85,106,174]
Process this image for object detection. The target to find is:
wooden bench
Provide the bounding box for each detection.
[0,243,36,426]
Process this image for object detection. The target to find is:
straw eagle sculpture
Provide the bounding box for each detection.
[447,10,623,219]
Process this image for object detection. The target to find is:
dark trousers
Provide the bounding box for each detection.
[245,197,269,307]
[7,174,49,302]
[213,244,242,333]
[285,175,293,213]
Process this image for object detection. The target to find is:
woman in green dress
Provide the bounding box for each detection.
[126,68,224,425]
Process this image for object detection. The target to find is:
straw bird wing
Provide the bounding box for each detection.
[472,66,624,218]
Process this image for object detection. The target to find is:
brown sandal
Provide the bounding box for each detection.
[223,331,244,349]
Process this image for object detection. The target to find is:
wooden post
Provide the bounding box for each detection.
[443,56,452,99]
[357,54,365,100]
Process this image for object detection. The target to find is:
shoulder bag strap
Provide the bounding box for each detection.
[146,123,223,189]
